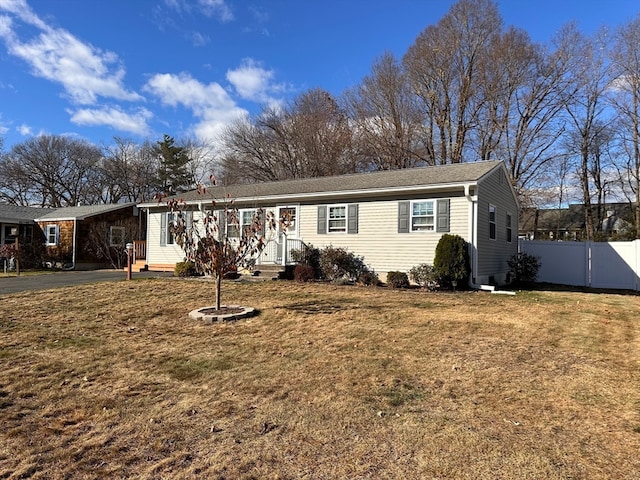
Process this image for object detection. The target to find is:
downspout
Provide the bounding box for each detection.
[465,183,481,289]
[71,218,77,269]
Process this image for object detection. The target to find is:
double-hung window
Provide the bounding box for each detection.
[110,226,125,247]
[241,209,257,236]
[411,201,435,232]
[506,212,513,243]
[328,205,347,233]
[489,205,497,240]
[46,225,58,246]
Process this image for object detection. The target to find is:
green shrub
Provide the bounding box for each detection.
[293,264,315,282]
[174,260,198,277]
[318,245,370,283]
[386,271,409,289]
[409,263,439,290]
[433,234,470,289]
[507,252,541,284]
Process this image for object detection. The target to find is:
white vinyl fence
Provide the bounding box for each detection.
[519,239,640,291]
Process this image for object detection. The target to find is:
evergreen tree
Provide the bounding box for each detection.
[154,134,193,194]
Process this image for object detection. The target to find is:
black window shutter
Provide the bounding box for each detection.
[347,204,358,234]
[398,201,410,233]
[317,206,327,234]
[436,199,450,232]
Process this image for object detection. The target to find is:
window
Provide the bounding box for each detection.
[110,226,125,247]
[167,212,176,245]
[506,212,512,243]
[241,209,257,236]
[328,205,347,233]
[411,201,435,232]
[278,206,297,236]
[46,224,58,245]
[398,199,449,233]
[489,205,496,240]
[318,205,358,234]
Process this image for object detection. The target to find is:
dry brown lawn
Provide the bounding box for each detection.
[0,278,639,479]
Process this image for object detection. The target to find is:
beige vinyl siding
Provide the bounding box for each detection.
[298,196,470,276]
[475,166,519,283]
[146,208,195,265]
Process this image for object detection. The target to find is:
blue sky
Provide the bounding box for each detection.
[0,0,638,151]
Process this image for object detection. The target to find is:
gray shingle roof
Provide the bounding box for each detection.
[0,204,54,223]
[150,161,503,205]
[34,203,136,221]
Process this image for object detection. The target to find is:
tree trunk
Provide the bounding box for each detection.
[215,274,222,311]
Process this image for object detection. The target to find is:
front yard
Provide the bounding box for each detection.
[1,279,639,479]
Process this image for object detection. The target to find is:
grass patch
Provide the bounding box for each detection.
[1,279,639,479]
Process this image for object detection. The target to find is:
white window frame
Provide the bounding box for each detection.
[240,208,257,237]
[489,204,497,240]
[167,212,176,245]
[410,200,436,232]
[46,224,58,246]
[109,226,125,247]
[278,205,298,237]
[506,212,513,243]
[328,205,347,233]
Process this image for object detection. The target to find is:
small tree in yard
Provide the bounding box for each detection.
[507,252,541,285]
[165,180,280,311]
[433,234,470,289]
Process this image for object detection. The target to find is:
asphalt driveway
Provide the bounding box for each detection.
[0,270,173,295]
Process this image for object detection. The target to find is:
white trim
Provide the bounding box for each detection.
[410,199,436,233]
[489,204,497,241]
[45,224,58,246]
[327,204,348,233]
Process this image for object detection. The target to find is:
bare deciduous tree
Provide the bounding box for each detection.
[404,0,502,164]
[610,14,640,238]
[0,135,103,207]
[344,52,429,170]
[220,88,354,183]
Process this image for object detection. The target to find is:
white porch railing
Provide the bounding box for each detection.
[261,236,307,266]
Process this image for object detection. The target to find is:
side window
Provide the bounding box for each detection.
[110,226,125,247]
[489,205,496,240]
[506,212,512,243]
[46,225,58,245]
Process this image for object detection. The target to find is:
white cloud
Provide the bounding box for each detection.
[144,72,247,142]
[69,106,152,136]
[16,123,31,135]
[162,0,233,22]
[191,31,210,46]
[226,58,285,104]
[198,0,233,22]
[0,2,140,105]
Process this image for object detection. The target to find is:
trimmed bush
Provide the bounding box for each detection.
[293,264,315,283]
[507,252,541,285]
[174,260,198,277]
[318,245,370,283]
[433,234,470,289]
[357,270,380,287]
[409,263,439,290]
[386,271,410,289]
[291,244,321,279]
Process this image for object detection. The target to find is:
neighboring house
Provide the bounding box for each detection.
[0,204,50,245]
[520,203,634,241]
[34,203,144,270]
[138,161,518,286]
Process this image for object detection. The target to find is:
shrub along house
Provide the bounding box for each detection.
[138,160,519,286]
[34,203,144,270]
